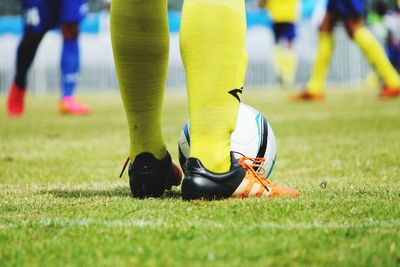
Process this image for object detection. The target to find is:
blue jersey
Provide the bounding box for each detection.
[22,0,88,34]
[327,0,365,17]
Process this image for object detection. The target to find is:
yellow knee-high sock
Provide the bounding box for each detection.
[275,46,297,86]
[353,27,400,87]
[307,31,334,94]
[110,0,169,160]
[274,45,285,81]
[180,0,248,173]
[285,48,298,86]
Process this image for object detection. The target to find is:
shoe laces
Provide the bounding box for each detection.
[237,157,273,190]
[119,157,130,178]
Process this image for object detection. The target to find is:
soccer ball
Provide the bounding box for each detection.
[178,103,277,178]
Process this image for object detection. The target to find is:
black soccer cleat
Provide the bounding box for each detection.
[128,152,182,198]
[181,153,245,200]
[181,152,299,200]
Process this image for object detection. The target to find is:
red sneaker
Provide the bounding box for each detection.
[7,83,27,117]
[379,86,400,99]
[290,90,325,101]
[59,96,91,115]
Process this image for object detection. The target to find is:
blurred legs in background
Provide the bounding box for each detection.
[294,0,400,101]
[59,22,91,115]
[7,32,44,116]
[7,0,90,117]
[259,0,299,88]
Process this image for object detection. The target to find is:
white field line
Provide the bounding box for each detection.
[1,218,400,230]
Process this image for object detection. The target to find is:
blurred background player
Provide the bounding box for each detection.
[362,1,400,90]
[111,0,299,199]
[7,0,91,117]
[259,0,300,87]
[294,0,400,100]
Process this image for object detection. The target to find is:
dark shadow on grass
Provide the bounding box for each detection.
[39,186,132,199]
[39,187,183,199]
[163,190,182,199]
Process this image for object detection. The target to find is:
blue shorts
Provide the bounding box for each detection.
[22,0,88,34]
[272,23,296,42]
[327,0,365,18]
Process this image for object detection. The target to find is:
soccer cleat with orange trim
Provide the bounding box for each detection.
[181,153,299,200]
[7,83,26,117]
[379,86,400,99]
[59,96,91,115]
[121,151,183,198]
[291,90,325,101]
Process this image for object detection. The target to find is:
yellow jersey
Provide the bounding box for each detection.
[266,0,300,23]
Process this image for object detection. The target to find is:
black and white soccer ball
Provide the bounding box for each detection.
[178,103,277,178]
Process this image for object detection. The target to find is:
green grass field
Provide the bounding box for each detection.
[1,89,399,267]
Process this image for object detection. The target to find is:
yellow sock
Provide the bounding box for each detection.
[110,0,168,160]
[180,0,248,173]
[353,27,400,87]
[274,46,285,83]
[307,31,334,95]
[278,46,297,86]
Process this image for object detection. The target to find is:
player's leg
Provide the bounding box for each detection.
[180,0,247,174]
[58,0,91,114]
[272,23,284,84]
[180,0,298,200]
[7,0,48,116]
[273,23,297,87]
[14,33,45,91]
[293,10,335,100]
[7,33,45,116]
[60,23,80,101]
[111,0,182,198]
[345,16,400,98]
